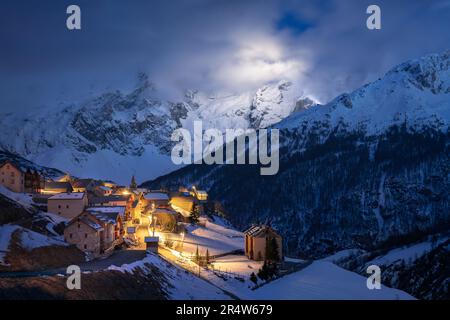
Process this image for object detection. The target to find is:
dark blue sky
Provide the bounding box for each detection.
[1,0,450,112]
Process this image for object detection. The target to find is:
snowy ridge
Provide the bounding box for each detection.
[0,76,311,184]
[277,51,450,137]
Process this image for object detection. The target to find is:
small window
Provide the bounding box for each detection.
[58,205,61,209]
[85,233,88,238]
[66,205,69,209]
[78,223,80,229]
[83,244,87,249]
[69,233,73,239]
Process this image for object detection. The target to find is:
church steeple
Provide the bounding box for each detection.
[130,175,137,189]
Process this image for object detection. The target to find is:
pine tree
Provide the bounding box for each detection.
[190,203,200,224]
[206,249,210,265]
[130,175,137,189]
[195,245,200,264]
[257,261,269,281]
[250,272,258,285]
[265,237,280,262]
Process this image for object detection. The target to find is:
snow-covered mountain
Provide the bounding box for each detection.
[0,74,312,184]
[277,50,450,135]
[144,50,450,259]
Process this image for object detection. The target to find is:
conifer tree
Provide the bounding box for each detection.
[206,248,210,265]
[190,203,200,224]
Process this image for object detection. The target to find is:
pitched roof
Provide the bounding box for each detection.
[144,192,169,201]
[244,225,280,238]
[0,160,23,173]
[72,179,103,188]
[79,217,104,231]
[48,192,85,200]
[153,208,177,216]
[89,195,130,204]
[90,211,121,224]
[86,206,125,219]
[44,181,73,191]
[67,214,103,231]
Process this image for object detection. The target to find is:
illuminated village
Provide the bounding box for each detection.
[0,159,287,294]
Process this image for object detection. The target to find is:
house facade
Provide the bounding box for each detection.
[42,181,73,194]
[47,192,88,219]
[151,208,178,232]
[0,161,43,193]
[144,192,170,209]
[244,225,283,262]
[64,210,123,258]
[170,194,195,214]
[0,161,24,193]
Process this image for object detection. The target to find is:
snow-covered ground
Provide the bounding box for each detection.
[210,254,262,277]
[19,227,68,250]
[151,218,416,300]
[320,249,366,264]
[0,185,34,210]
[0,225,20,265]
[366,236,449,267]
[248,261,414,300]
[161,218,243,257]
[107,253,231,300]
[0,224,68,266]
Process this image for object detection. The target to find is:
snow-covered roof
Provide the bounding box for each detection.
[90,195,130,204]
[144,236,159,243]
[48,192,85,200]
[244,225,280,238]
[79,217,104,231]
[144,192,169,201]
[99,186,112,191]
[91,212,120,224]
[153,208,177,215]
[87,206,125,217]
[170,203,191,217]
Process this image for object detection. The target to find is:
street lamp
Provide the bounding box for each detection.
[180,232,185,251]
